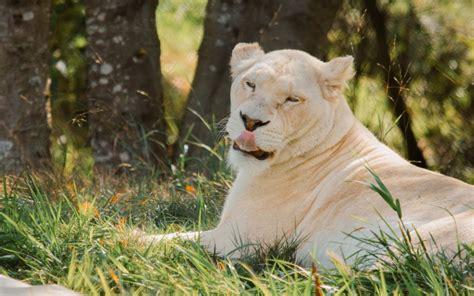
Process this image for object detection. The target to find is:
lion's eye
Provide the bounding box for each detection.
[285,97,300,103]
[245,81,256,90]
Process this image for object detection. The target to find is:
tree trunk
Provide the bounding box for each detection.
[364,0,427,168]
[0,0,52,174]
[179,0,342,162]
[85,0,165,174]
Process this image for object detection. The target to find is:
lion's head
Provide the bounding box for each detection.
[226,43,355,173]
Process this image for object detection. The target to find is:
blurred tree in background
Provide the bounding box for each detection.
[364,0,427,167]
[0,0,52,174]
[85,0,165,174]
[0,0,472,182]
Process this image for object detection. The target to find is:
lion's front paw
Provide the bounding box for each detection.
[130,229,198,244]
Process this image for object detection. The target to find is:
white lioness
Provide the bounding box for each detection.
[146,43,474,267]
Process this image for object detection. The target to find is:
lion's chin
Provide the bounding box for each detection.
[232,142,274,161]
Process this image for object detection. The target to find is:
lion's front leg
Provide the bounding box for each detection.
[136,229,219,250]
[138,230,200,243]
[134,227,241,258]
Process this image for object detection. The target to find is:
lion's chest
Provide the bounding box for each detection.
[217,174,319,241]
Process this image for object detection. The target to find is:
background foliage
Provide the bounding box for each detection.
[44,0,473,182]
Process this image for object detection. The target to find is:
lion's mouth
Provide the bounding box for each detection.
[232,142,273,160]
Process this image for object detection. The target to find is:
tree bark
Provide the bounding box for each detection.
[0,0,52,174]
[364,0,427,168]
[179,0,342,162]
[85,0,165,173]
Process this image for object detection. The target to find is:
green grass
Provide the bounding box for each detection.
[1,169,472,295]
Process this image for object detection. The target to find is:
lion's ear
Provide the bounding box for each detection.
[321,56,355,100]
[230,43,264,79]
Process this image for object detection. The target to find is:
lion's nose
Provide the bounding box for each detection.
[240,111,270,131]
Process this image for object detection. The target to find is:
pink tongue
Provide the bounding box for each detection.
[235,130,257,151]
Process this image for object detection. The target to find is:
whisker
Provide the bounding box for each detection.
[259,132,284,140]
[261,130,283,137]
[214,115,230,142]
[214,114,230,129]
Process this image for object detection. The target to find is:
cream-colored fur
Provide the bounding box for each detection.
[144,43,474,268]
